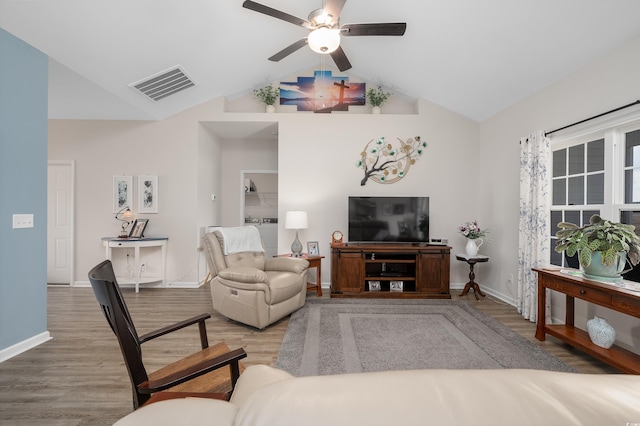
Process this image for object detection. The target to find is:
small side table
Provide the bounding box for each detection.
[102,237,168,293]
[456,254,489,300]
[276,253,324,296]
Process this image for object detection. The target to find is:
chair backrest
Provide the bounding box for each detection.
[88,260,149,408]
[203,232,227,277]
[203,230,266,278]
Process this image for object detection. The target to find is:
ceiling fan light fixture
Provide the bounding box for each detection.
[308,27,340,54]
[308,8,334,26]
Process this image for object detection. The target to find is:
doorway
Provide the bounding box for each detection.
[241,170,278,258]
[47,161,75,285]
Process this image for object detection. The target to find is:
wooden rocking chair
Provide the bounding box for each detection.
[88,260,247,409]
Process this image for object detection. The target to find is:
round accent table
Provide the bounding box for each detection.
[455,254,489,300]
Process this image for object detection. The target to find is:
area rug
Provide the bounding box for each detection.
[276,298,574,376]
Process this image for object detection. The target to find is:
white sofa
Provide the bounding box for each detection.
[115,364,640,426]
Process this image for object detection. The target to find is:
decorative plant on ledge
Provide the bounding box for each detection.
[554,214,640,270]
[356,136,427,185]
[253,84,280,107]
[366,85,391,108]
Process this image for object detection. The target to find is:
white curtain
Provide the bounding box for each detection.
[518,130,551,322]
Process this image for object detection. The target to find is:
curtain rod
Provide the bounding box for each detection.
[544,100,640,137]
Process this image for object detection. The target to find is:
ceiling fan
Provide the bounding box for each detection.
[242,0,406,72]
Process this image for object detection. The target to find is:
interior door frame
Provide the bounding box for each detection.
[47,160,75,286]
[239,169,278,224]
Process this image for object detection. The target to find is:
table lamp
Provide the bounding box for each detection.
[115,207,135,238]
[285,210,308,257]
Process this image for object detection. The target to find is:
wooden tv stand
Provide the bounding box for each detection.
[534,268,640,374]
[330,243,450,299]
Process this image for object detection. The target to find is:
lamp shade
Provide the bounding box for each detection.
[285,211,308,229]
[122,209,135,222]
[307,27,340,54]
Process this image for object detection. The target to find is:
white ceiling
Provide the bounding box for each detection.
[2,0,640,123]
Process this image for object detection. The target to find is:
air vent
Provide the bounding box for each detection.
[129,66,195,101]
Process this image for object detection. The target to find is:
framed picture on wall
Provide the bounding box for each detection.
[129,219,149,238]
[307,241,319,255]
[113,175,133,213]
[138,175,158,213]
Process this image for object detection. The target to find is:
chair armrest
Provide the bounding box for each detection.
[138,348,248,394]
[139,313,211,349]
[265,257,309,274]
[218,266,268,284]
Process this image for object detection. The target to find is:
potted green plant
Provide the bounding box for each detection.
[554,214,640,279]
[365,85,391,113]
[253,85,279,112]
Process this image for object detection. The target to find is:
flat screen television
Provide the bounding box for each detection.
[348,196,429,243]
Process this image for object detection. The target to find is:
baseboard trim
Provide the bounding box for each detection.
[164,281,201,289]
[70,281,516,305]
[0,331,52,363]
[448,282,517,307]
[70,280,200,289]
[316,282,517,307]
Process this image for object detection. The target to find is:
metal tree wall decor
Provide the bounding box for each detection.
[357,136,427,186]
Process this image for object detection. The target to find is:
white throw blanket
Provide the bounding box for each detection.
[215,226,264,255]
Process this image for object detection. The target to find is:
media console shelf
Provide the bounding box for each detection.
[534,268,640,374]
[331,243,451,299]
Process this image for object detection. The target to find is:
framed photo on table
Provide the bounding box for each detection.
[138,175,158,213]
[129,219,149,238]
[368,280,381,291]
[390,281,404,292]
[307,241,319,256]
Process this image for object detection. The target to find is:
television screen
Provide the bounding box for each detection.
[348,196,429,243]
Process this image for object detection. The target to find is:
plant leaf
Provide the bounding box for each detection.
[579,248,592,267]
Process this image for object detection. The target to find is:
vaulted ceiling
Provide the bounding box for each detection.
[2,0,640,122]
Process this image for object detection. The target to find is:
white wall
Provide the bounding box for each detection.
[48,89,479,289]
[197,124,221,230]
[479,34,640,351]
[275,99,479,286]
[47,32,640,355]
[49,117,202,286]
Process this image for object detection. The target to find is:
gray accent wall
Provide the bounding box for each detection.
[0,28,48,352]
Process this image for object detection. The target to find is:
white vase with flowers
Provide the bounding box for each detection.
[458,220,488,256]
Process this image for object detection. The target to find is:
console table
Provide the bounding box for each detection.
[102,237,168,293]
[534,268,640,374]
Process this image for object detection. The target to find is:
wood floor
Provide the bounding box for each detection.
[0,285,617,426]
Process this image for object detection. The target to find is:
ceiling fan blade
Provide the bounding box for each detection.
[324,0,346,20]
[268,39,308,62]
[330,46,352,72]
[341,22,407,36]
[242,0,312,29]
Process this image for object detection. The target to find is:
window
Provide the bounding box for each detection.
[549,117,640,279]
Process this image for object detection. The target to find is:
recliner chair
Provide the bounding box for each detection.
[203,226,309,329]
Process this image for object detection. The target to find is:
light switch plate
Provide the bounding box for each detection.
[13,214,34,229]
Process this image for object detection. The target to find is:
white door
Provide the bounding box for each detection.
[47,161,74,284]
